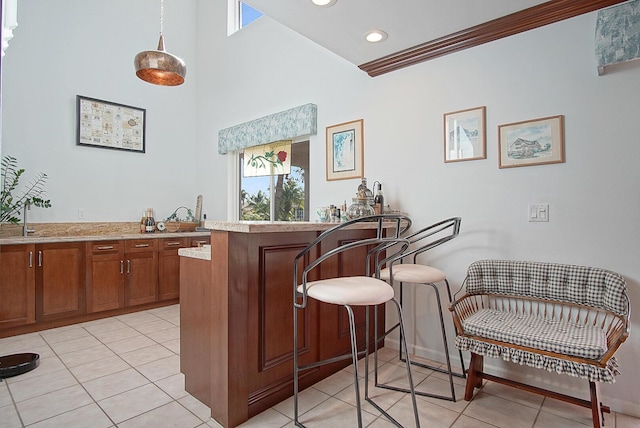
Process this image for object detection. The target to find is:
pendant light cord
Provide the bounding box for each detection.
[160,0,164,36]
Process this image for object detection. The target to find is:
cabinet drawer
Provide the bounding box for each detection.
[161,237,189,249]
[190,237,211,247]
[91,241,122,254]
[125,239,158,252]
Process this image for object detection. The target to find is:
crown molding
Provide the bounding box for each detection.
[358,0,627,77]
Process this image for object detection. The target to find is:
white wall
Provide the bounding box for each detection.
[1,0,198,222]
[3,0,639,417]
[196,1,640,416]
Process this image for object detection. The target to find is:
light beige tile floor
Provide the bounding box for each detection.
[0,304,638,427]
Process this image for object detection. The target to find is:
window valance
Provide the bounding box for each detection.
[217,103,317,154]
[596,0,640,75]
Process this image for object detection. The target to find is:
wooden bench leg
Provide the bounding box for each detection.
[589,381,605,428]
[464,352,484,401]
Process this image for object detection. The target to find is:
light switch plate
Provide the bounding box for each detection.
[528,204,549,222]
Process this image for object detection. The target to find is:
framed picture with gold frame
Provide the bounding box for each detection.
[498,115,564,168]
[444,106,486,162]
[326,119,364,181]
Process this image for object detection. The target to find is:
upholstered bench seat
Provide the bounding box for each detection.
[450,260,630,428]
[462,308,607,360]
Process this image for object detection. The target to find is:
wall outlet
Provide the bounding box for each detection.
[78,209,86,219]
[528,204,549,222]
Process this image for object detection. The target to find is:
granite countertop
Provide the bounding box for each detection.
[0,219,401,244]
[0,231,210,245]
[178,245,211,260]
[203,220,399,233]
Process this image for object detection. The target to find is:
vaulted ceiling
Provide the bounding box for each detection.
[244,0,628,76]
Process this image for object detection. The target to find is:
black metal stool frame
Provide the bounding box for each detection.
[375,217,466,402]
[293,215,420,428]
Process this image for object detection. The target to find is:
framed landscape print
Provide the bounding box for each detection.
[498,115,564,168]
[326,119,364,181]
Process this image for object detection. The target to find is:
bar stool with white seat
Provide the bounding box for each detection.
[293,214,420,428]
[377,217,465,402]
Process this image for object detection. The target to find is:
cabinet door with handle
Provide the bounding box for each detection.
[159,237,189,301]
[87,241,125,313]
[0,244,36,328]
[125,239,158,306]
[36,242,86,321]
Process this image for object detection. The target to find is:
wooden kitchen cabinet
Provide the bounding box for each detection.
[0,244,36,328]
[159,237,189,301]
[1,233,209,337]
[86,235,201,309]
[86,241,125,313]
[125,239,158,306]
[189,236,211,248]
[157,235,210,301]
[36,242,86,321]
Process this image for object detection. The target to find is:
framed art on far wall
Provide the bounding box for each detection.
[444,106,486,163]
[498,115,564,168]
[326,119,364,181]
[76,95,146,153]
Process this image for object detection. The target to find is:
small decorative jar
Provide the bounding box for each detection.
[347,197,375,220]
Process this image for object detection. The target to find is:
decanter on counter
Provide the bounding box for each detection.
[357,177,374,201]
[347,178,375,220]
[347,197,375,220]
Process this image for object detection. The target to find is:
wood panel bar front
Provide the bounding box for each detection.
[179,223,386,428]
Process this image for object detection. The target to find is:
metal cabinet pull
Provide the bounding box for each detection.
[166,242,181,246]
[29,251,33,268]
[38,251,42,267]
[135,243,150,248]
[97,245,114,250]
[127,260,131,274]
[120,260,124,274]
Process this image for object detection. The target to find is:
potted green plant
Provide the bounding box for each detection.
[1,155,52,224]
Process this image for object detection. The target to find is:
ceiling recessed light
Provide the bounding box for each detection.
[311,0,337,6]
[364,30,388,43]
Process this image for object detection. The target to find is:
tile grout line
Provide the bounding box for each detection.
[85,311,211,427]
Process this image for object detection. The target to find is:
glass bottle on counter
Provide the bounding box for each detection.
[145,208,156,233]
[140,211,147,233]
[374,183,384,215]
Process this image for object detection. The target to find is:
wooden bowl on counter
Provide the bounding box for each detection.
[164,221,198,233]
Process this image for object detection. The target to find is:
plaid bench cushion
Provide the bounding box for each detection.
[465,260,628,316]
[462,308,607,360]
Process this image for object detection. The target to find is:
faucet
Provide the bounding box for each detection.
[23,200,35,236]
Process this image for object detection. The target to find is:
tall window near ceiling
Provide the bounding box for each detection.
[240,3,262,28]
[240,141,309,221]
[228,1,262,35]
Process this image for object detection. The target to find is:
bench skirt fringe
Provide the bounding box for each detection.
[455,336,619,383]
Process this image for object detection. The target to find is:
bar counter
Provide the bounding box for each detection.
[178,221,386,427]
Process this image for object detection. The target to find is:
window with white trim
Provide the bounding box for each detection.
[239,141,309,221]
[228,1,262,35]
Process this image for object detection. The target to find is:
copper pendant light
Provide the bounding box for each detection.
[134,0,186,86]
